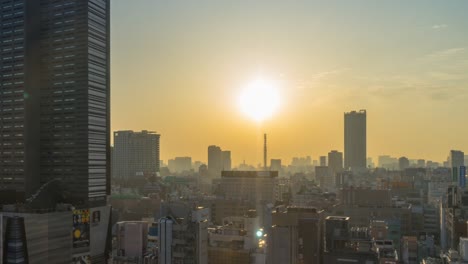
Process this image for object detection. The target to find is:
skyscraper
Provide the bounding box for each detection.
[328,150,343,186]
[0,0,110,207]
[222,150,232,170]
[0,0,111,262]
[112,130,160,179]
[208,145,222,172]
[208,145,231,177]
[344,110,367,172]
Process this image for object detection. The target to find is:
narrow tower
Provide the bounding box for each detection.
[264,133,268,170]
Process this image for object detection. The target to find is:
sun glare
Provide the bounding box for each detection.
[238,78,281,122]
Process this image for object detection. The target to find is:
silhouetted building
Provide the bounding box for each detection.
[399,157,410,171]
[219,171,278,203]
[270,159,282,172]
[208,145,223,177]
[222,151,232,171]
[449,150,465,182]
[168,156,192,173]
[320,156,327,166]
[113,130,160,179]
[344,110,367,172]
[328,151,343,184]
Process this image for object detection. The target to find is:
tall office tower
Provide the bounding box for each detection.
[0,0,110,207]
[449,150,465,183]
[222,150,232,170]
[449,150,465,169]
[112,130,160,179]
[268,207,322,264]
[399,157,410,171]
[0,1,111,262]
[344,110,367,172]
[320,156,327,166]
[328,151,343,187]
[208,145,222,173]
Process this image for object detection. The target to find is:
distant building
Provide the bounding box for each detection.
[328,151,343,184]
[449,150,465,180]
[399,157,410,171]
[315,166,330,189]
[208,145,231,177]
[219,171,278,204]
[379,155,398,170]
[270,159,282,172]
[320,156,327,166]
[168,156,192,173]
[417,159,426,168]
[222,151,232,171]
[344,110,367,172]
[113,130,160,179]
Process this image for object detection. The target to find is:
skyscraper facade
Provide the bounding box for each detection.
[328,150,343,187]
[208,145,222,172]
[222,150,231,170]
[0,1,111,262]
[112,130,160,179]
[0,0,110,207]
[344,110,367,172]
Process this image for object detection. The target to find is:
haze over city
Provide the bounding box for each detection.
[112,0,468,165]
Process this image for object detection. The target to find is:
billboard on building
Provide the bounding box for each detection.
[73,209,90,248]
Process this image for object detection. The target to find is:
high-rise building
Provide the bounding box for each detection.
[344,110,367,172]
[207,145,231,177]
[320,156,327,166]
[208,145,222,176]
[449,150,464,169]
[0,0,110,207]
[0,1,111,262]
[112,130,160,179]
[328,150,343,177]
[222,150,232,170]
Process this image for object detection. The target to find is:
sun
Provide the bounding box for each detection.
[238,78,281,122]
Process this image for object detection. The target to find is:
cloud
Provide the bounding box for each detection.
[432,24,448,30]
[424,47,465,61]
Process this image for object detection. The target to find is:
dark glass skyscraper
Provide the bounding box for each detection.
[0,0,110,208]
[344,110,366,172]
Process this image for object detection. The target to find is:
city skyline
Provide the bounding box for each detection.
[111,1,468,165]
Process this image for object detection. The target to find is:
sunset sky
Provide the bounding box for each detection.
[111,0,468,166]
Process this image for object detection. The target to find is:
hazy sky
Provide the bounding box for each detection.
[111,0,468,166]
